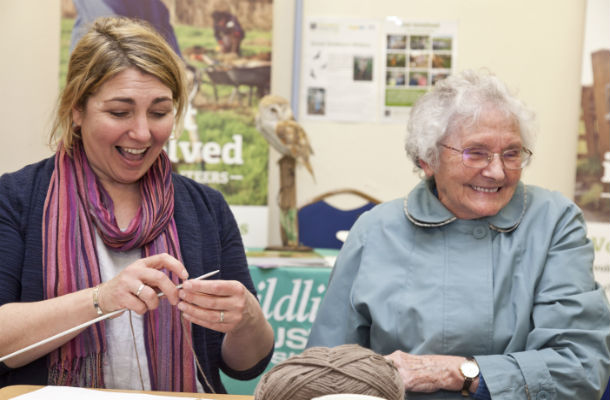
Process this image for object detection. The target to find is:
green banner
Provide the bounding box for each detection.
[221,265,332,394]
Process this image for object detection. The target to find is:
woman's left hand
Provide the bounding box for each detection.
[384,351,477,394]
[177,278,257,333]
[178,275,274,371]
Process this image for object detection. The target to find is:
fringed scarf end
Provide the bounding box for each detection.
[48,353,105,388]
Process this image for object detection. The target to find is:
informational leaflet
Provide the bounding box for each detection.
[299,17,380,122]
[381,18,458,122]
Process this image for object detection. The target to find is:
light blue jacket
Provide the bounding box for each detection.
[307,180,610,399]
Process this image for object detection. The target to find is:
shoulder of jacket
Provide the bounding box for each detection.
[0,157,54,201]
[526,184,579,213]
[172,173,225,202]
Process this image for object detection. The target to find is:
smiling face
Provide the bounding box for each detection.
[72,68,174,194]
[420,108,523,220]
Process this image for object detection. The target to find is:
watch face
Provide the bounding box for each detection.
[460,360,479,378]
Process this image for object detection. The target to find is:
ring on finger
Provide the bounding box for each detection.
[219,310,225,323]
[135,283,146,298]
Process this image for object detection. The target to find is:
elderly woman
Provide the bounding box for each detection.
[0,17,273,392]
[307,69,610,399]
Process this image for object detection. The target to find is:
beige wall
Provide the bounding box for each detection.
[0,0,59,173]
[0,1,586,247]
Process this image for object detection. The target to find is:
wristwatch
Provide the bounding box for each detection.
[459,357,479,397]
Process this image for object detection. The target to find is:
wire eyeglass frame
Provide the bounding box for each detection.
[440,144,532,170]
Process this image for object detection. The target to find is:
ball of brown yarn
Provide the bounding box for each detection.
[254,344,405,400]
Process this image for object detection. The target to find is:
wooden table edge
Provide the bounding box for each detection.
[0,385,253,399]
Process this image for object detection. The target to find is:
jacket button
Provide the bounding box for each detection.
[537,391,549,400]
[473,226,487,239]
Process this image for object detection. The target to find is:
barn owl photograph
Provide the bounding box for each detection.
[255,95,315,178]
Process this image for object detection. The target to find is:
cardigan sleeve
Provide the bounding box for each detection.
[0,158,53,384]
[0,174,26,307]
[172,176,272,383]
[0,159,53,304]
[215,194,273,379]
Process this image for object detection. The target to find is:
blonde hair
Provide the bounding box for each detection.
[50,16,188,154]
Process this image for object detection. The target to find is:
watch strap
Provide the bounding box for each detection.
[461,376,473,396]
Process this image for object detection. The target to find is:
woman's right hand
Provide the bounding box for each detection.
[97,253,189,315]
[0,253,188,367]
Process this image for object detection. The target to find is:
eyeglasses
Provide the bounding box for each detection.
[440,144,532,170]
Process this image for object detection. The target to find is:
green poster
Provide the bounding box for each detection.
[221,265,332,394]
[60,0,273,245]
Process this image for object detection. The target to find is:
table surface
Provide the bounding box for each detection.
[0,385,253,400]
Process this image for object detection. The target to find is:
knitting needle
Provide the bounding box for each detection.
[156,269,219,298]
[0,269,220,363]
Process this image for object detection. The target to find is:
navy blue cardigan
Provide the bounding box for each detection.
[0,156,272,392]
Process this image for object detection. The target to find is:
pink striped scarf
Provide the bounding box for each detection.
[42,141,197,391]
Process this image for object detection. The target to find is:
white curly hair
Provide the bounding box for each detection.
[405,69,536,171]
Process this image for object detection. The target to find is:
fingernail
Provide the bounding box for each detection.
[182,270,189,279]
[179,291,185,299]
[178,302,186,311]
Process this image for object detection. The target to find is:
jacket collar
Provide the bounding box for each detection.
[404,179,527,232]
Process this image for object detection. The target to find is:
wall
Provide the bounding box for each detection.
[0,1,587,248]
[582,0,610,86]
[268,0,587,246]
[0,0,59,173]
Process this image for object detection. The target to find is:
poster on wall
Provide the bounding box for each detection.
[299,17,380,122]
[381,18,458,122]
[575,1,610,298]
[59,0,273,247]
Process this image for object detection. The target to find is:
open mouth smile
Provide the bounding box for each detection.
[116,146,148,160]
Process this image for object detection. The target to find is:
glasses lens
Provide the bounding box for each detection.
[462,148,489,168]
[461,147,530,169]
[502,149,522,169]
[505,149,532,169]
